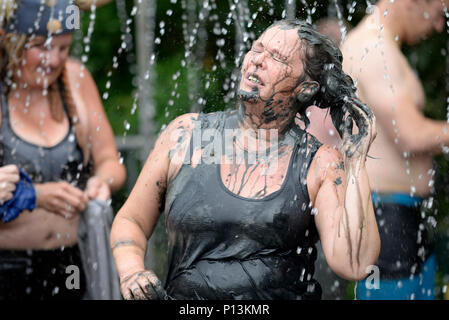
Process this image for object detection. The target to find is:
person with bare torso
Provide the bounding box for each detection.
[341,0,449,299]
[110,19,380,300]
[0,0,126,299]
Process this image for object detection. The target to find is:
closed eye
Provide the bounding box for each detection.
[270,52,288,64]
[251,46,262,53]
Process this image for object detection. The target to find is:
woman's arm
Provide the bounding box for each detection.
[308,103,380,281]
[110,112,197,299]
[66,59,126,199]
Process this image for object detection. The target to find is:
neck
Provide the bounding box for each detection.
[237,100,295,139]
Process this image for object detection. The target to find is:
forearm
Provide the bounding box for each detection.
[94,159,126,193]
[335,160,379,280]
[111,216,149,278]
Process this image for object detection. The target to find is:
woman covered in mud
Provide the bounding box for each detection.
[0,0,126,299]
[111,19,380,300]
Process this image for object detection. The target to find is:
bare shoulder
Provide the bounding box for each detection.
[65,57,96,88]
[161,113,199,137]
[65,57,87,81]
[156,113,200,151]
[343,26,404,74]
[65,57,83,72]
[153,113,199,182]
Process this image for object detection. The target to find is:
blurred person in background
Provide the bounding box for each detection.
[342,0,449,300]
[0,0,125,299]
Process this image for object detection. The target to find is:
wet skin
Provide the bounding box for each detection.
[111,24,379,299]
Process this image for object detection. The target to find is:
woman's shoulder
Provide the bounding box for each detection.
[163,110,229,134]
[65,57,87,74]
[165,113,200,132]
[64,58,99,94]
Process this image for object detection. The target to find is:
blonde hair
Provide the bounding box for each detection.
[0,32,27,87]
[0,35,87,162]
[0,0,88,163]
[0,0,16,27]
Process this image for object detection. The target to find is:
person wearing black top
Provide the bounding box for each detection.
[111,19,380,300]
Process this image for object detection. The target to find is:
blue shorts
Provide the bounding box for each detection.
[356,254,436,300]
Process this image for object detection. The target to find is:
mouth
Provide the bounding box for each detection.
[247,73,264,86]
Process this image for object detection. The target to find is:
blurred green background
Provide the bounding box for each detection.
[71,0,449,299]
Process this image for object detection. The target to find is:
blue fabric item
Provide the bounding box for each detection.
[371,192,424,208]
[356,254,436,300]
[4,0,78,36]
[0,169,36,223]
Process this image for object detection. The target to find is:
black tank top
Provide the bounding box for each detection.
[0,84,90,189]
[164,110,322,300]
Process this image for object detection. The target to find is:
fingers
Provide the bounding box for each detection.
[49,182,88,217]
[0,191,13,203]
[341,99,377,160]
[0,181,17,193]
[0,182,17,203]
[343,114,354,139]
[86,177,111,201]
[0,165,19,203]
[86,177,100,199]
[144,272,167,300]
[347,103,369,137]
[59,182,89,212]
[120,270,167,300]
[0,164,19,175]
[0,165,20,185]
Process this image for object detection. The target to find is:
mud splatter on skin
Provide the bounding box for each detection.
[167,124,190,162]
[237,86,260,103]
[156,180,167,213]
[222,135,294,199]
[334,177,342,186]
[238,27,307,130]
[336,161,344,171]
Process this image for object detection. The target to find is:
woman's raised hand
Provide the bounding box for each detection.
[341,98,377,163]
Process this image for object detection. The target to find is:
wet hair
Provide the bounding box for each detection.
[270,19,362,138]
[0,30,87,161]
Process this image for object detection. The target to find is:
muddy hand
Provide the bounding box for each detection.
[341,98,376,160]
[120,270,168,300]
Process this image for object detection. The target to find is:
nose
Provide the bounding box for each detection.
[250,50,267,68]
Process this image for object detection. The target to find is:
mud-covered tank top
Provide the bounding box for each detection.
[0,84,90,189]
[164,110,322,300]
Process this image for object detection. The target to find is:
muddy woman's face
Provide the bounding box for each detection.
[239,25,304,104]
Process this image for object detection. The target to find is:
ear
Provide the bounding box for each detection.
[295,81,320,104]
